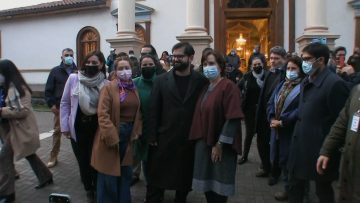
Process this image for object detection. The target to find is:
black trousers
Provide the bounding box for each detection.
[145,185,189,203]
[270,139,282,179]
[205,191,227,203]
[288,177,334,203]
[72,111,98,192]
[242,112,256,158]
[25,154,53,184]
[256,127,271,173]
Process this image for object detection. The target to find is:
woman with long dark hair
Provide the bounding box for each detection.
[60,50,108,203]
[0,59,53,202]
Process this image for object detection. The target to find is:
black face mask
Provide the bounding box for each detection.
[173,60,189,71]
[84,65,100,77]
[141,66,156,79]
[253,66,263,74]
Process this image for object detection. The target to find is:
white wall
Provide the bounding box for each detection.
[295,0,355,53]
[140,0,187,54]
[0,5,118,84]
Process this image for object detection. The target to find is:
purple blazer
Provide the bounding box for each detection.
[60,73,108,141]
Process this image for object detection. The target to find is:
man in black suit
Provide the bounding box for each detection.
[145,42,208,203]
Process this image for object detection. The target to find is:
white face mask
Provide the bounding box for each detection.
[0,74,5,85]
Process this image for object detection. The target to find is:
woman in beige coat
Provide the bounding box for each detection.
[91,57,142,203]
[0,59,53,202]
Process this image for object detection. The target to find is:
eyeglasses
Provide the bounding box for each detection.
[301,56,315,62]
[170,55,186,60]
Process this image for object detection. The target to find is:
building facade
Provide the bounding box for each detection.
[0,0,359,87]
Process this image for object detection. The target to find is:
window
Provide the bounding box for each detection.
[76,26,100,67]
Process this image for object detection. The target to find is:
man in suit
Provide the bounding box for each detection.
[288,43,349,203]
[145,42,208,203]
[255,46,286,186]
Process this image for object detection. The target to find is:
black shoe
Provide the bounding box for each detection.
[130,176,140,186]
[35,178,53,189]
[268,177,278,186]
[238,157,248,165]
[255,169,269,177]
[274,191,288,201]
[0,193,15,203]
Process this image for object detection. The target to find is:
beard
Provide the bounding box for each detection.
[173,60,189,71]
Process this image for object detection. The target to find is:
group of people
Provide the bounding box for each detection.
[237,43,360,203]
[1,40,360,203]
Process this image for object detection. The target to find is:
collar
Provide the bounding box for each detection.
[308,67,330,88]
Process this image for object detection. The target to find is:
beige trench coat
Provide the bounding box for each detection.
[91,80,142,177]
[1,86,40,161]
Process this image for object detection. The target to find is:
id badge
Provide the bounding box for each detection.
[350,111,360,132]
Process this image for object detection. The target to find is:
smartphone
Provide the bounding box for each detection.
[49,193,71,203]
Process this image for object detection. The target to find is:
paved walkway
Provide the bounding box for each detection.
[12,111,319,203]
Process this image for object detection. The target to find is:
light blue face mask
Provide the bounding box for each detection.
[64,56,73,65]
[203,65,219,80]
[302,58,320,75]
[286,70,299,81]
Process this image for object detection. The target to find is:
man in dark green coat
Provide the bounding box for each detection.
[317,84,360,203]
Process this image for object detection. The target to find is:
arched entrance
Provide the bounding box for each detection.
[215,0,284,68]
[76,26,100,67]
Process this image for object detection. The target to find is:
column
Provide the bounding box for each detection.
[106,0,144,56]
[117,0,136,36]
[177,0,213,67]
[296,0,339,51]
[185,0,207,34]
[305,0,327,33]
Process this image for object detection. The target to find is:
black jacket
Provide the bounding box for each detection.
[255,68,285,134]
[44,62,76,108]
[238,71,262,115]
[147,69,208,190]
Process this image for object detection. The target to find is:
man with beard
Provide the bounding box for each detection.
[145,42,208,203]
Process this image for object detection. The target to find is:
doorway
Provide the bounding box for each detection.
[226,18,269,72]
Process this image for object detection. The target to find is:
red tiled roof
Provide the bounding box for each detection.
[0,0,108,19]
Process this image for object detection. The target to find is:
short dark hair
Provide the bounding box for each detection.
[270,46,286,57]
[129,50,134,55]
[204,51,226,77]
[302,42,330,64]
[172,42,195,56]
[62,48,73,54]
[81,50,106,77]
[286,55,305,77]
[142,44,159,60]
[347,54,360,72]
[334,46,347,55]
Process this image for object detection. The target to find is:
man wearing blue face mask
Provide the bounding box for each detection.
[287,43,349,203]
[44,48,77,168]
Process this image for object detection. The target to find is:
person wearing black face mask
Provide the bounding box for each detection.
[83,64,101,78]
[237,57,265,165]
[132,54,157,187]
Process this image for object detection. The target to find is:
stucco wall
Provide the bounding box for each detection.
[0,3,117,84]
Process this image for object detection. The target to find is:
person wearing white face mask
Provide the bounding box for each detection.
[60,50,107,203]
[189,51,243,203]
[45,48,77,168]
[266,56,305,201]
[91,57,142,203]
